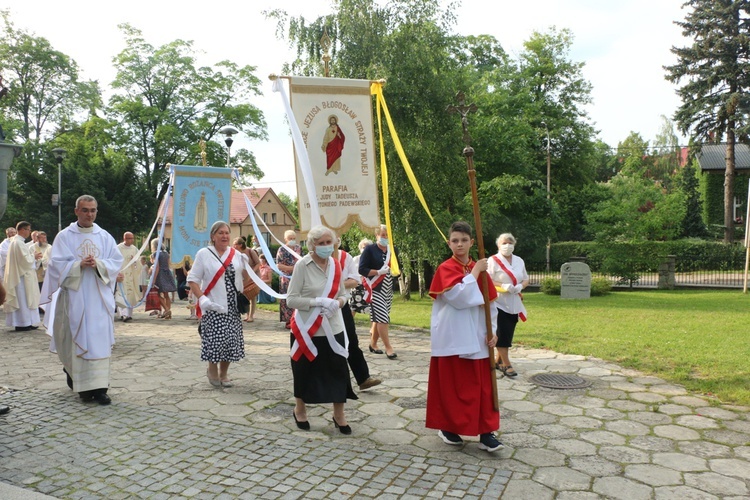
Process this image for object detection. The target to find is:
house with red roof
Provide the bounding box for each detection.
[157,187,297,246]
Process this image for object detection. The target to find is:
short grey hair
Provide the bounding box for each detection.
[496,233,516,246]
[307,225,336,249]
[150,238,161,252]
[358,238,373,251]
[284,229,297,241]
[209,221,230,242]
[376,224,387,238]
[76,195,97,208]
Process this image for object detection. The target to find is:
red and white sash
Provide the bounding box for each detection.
[197,248,236,318]
[363,254,390,304]
[289,257,349,361]
[492,255,527,322]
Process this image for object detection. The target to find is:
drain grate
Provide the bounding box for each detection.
[529,373,592,389]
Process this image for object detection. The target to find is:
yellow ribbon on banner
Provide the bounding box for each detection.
[375,88,400,277]
[371,82,448,248]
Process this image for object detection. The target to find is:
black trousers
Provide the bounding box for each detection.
[341,303,370,385]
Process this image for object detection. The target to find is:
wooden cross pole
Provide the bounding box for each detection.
[447,91,499,411]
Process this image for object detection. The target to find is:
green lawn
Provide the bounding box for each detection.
[260,290,750,405]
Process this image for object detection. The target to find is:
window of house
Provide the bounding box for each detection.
[271,213,277,223]
[262,213,267,222]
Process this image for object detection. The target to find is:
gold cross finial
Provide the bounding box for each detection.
[321,27,332,77]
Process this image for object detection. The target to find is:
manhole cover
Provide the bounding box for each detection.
[529,373,592,389]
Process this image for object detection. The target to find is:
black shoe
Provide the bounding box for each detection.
[14,326,31,332]
[93,393,111,405]
[438,430,463,446]
[29,325,39,330]
[79,393,94,402]
[0,405,9,415]
[332,417,352,435]
[293,410,310,430]
[478,433,503,452]
[63,368,73,390]
[386,352,398,360]
[368,345,384,354]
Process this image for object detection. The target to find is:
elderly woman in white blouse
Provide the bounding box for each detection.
[486,232,528,378]
[286,225,357,434]
[188,221,251,388]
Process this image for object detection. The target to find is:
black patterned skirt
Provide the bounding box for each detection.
[200,266,245,363]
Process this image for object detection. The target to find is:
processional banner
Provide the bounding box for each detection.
[289,76,379,236]
[170,165,233,267]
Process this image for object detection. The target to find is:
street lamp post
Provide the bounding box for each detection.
[218,125,239,167]
[51,147,66,234]
[540,122,551,272]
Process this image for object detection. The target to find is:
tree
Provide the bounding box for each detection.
[277,192,298,225]
[584,174,687,242]
[665,0,750,243]
[0,11,98,143]
[677,157,709,238]
[470,27,599,248]
[108,24,268,202]
[0,11,100,235]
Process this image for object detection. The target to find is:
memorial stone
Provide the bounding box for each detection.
[561,261,591,299]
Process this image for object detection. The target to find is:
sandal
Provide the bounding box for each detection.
[499,365,518,377]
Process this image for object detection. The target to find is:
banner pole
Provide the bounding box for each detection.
[447,92,498,411]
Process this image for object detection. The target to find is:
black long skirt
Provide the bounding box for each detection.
[290,332,358,404]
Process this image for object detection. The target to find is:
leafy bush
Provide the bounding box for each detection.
[540,277,561,295]
[590,277,612,296]
[549,239,746,275]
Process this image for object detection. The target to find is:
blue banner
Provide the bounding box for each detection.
[170,165,233,266]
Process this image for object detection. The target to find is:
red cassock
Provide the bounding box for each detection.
[425,256,499,436]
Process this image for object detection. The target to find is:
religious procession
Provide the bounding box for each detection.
[0,71,520,456]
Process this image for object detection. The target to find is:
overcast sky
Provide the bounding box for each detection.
[3,0,689,197]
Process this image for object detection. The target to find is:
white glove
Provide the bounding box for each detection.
[377,265,390,276]
[315,297,339,318]
[199,295,227,314]
[510,284,523,294]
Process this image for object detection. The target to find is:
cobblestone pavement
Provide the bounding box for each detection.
[1,306,749,499]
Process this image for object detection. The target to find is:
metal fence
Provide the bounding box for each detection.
[526,258,746,289]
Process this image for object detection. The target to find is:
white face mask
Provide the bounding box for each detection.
[288,239,296,247]
[500,243,514,257]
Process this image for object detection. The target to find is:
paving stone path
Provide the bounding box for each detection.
[1,306,749,499]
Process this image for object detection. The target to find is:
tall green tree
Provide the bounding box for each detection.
[650,115,682,190]
[108,24,268,201]
[665,0,750,243]
[470,27,599,249]
[0,11,100,234]
[0,10,98,143]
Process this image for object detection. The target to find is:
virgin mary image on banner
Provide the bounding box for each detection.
[322,114,345,175]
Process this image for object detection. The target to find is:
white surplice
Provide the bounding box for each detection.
[41,222,123,392]
[4,234,41,327]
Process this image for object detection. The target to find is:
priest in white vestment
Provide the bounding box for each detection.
[115,232,140,322]
[3,221,41,331]
[31,231,53,291]
[41,195,123,405]
[0,226,17,284]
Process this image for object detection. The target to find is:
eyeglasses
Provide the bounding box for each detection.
[78,208,97,214]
